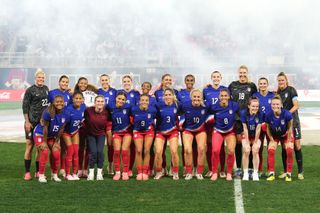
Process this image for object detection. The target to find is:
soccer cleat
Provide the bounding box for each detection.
[38,174,47,183]
[285,173,292,182]
[205,171,213,177]
[108,163,114,175]
[210,173,218,181]
[136,173,143,181]
[77,170,83,178]
[226,173,232,181]
[65,174,75,181]
[267,173,275,181]
[234,169,242,179]
[59,169,66,178]
[195,174,204,180]
[278,172,286,179]
[219,171,226,178]
[298,173,304,180]
[51,173,62,182]
[113,172,121,181]
[87,169,94,181]
[252,172,259,181]
[96,174,104,181]
[154,172,163,180]
[142,173,149,181]
[72,174,80,181]
[35,172,40,179]
[248,169,253,179]
[242,172,249,181]
[128,170,133,177]
[24,172,32,181]
[185,173,193,180]
[122,172,129,181]
[172,173,179,180]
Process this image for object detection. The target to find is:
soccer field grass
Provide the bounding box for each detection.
[0,143,319,213]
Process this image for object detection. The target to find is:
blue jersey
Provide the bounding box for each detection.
[265,109,293,137]
[155,102,180,133]
[181,100,209,132]
[131,106,157,132]
[118,89,140,107]
[178,89,191,104]
[203,85,227,106]
[64,103,86,135]
[97,87,117,108]
[34,110,67,138]
[240,109,263,137]
[253,91,274,122]
[154,88,179,104]
[48,89,71,107]
[108,103,131,133]
[210,101,240,133]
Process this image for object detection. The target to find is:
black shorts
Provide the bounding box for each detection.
[234,120,243,134]
[24,123,35,141]
[293,120,302,140]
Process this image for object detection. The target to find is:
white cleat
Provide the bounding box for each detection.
[87,169,94,181]
[173,173,179,180]
[205,171,213,177]
[196,174,204,180]
[185,173,193,180]
[65,174,75,181]
[219,171,226,178]
[154,172,163,180]
[51,173,62,182]
[242,172,249,181]
[168,167,173,177]
[72,174,80,180]
[96,174,104,181]
[38,174,47,183]
[59,169,66,178]
[252,172,259,181]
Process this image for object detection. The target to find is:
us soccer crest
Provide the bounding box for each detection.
[229,109,233,114]
[174,108,177,113]
[109,91,113,95]
[281,119,285,125]
[62,118,65,123]
[148,113,151,119]
[130,93,134,98]
[201,109,205,115]
[285,93,288,98]
[268,99,271,104]
[123,109,127,114]
[247,88,251,92]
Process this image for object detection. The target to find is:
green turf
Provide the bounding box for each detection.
[0,142,319,213]
[0,101,21,110]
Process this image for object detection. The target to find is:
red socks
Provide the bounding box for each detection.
[286,147,293,173]
[113,150,121,172]
[143,165,149,174]
[137,165,143,174]
[227,152,234,174]
[186,165,192,174]
[51,150,61,174]
[197,165,204,174]
[172,166,179,174]
[39,149,49,174]
[268,149,275,173]
[72,144,79,174]
[122,150,129,172]
[65,145,74,175]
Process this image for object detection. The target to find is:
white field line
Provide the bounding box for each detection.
[234,178,245,213]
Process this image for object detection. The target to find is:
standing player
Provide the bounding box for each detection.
[277,72,304,180]
[178,74,198,176]
[228,65,257,178]
[154,74,179,176]
[181,89,209,180]
[265,96,294,182]
[252,77,274,175]
[33,95,67,183]
[97,74,117,175]
[132,95,157,180]
[74,77,97,178]
[22,68,49,180]
[203,71,227,178]
[108,92,132,181]
[48,75,71,178]
[240,97,262,181]
[62,92,86,180]
[118,75,140,177]
[210,89,240,181]
[85,95,109,181]
[154,88,180,180]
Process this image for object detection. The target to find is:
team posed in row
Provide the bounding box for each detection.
[22,65,304,183]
